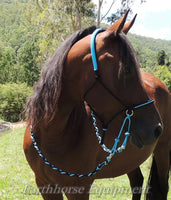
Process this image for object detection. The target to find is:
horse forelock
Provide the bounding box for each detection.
[26,26,97,127]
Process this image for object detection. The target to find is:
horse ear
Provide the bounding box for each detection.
[107,10,130,35]
[122,14,137,34]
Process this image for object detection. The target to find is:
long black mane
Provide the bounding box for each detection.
[26,26,96,126]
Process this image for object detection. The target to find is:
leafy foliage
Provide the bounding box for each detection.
[157,50,166,66]
[0,0,170,122]
[128,34,171,91]
[155,65,171,91]
[128,34,171,73]
[17,36,40,86]
[0,45,16,84]
[32,0,96,58]
[0,0,41,86]
[0,83,32,122]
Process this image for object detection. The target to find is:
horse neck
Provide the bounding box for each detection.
[38,67,88,151]
[39,101,88,155]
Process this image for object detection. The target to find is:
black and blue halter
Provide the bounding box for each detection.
[85,28,154,148]
[30,29,154,177]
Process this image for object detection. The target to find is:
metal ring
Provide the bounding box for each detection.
[126,109,134,117]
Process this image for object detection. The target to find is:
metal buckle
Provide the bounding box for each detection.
[126,109,134,117]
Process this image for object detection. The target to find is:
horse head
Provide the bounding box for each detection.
[64,11,162,149]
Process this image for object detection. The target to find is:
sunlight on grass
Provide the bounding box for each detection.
[0,128,171,200]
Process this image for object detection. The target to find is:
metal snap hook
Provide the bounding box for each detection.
[126,109,134,117]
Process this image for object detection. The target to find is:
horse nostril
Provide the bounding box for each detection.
[154,123,163,139]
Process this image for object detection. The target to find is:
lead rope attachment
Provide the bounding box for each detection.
[91,109,133,155]
[104,111,133,164]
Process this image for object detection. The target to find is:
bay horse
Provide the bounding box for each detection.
[127,72,171,200]
[23,11,163,200]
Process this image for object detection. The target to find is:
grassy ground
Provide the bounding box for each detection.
[0,128,171,200]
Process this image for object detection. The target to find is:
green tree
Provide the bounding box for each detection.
[165,54,171,67]
[0,0,41,86]
[157,50,166,66]
[0,45,16,84]
[65,0,95,31]
[17,37,40,86]
[155,65,171,91]
[31,0,95,58]
[0,83,32,122]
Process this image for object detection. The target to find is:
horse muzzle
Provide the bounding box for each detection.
[130,122,163,148]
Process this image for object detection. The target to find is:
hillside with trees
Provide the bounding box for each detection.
[0,0,170,122]
[128,34,171,91]
[128,34,171,72]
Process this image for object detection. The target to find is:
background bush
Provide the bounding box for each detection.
[155,65,171,91]
[0,83,32,122]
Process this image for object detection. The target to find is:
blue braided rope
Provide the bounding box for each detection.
[91,111,131,154]
[30,111,131,178]
[30,113,130,177]
[91,111,111,153]
[30,125,116,177]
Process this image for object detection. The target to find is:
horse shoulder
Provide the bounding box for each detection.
[141,71,170,102]
[141,71,171,143]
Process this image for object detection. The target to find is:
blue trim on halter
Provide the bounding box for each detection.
[133,99,154,109]
[91,28,102,72]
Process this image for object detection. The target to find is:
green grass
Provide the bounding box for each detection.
[0,128,171,200]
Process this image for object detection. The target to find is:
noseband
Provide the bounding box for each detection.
[30,29,154,177]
